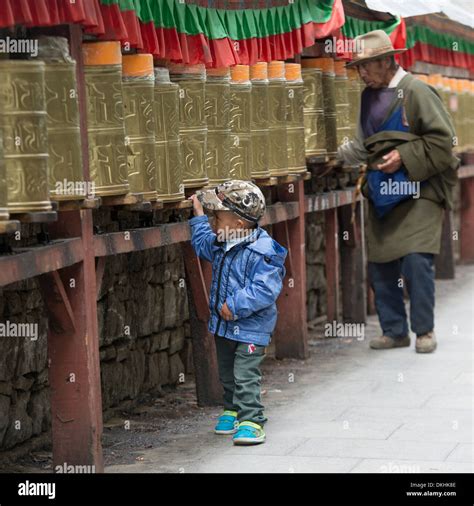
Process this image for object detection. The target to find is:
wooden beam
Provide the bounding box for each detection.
[273,180,309,360]
[38,271,76,335]
[181,242,221,406]
[0,239,84,287]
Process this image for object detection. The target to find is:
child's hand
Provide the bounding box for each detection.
[189,194,204,216]
[220,302,234,321]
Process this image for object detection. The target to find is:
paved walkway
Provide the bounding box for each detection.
[107,265,474,474]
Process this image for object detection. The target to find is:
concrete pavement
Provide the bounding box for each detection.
[106,265,474,474]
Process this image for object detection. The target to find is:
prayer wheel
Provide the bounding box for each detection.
[267,61,288,176]
[0,131,8,220]
[169,63,208,189]
[82,41,129,196]
[301,59,326,158]
[205,67,231,186]
[447,78,460,149]
[36,36,85,200]
[346,67,361,140]
[229,65,252,181]
[249,63,271,179]
[316,58,338,158]
[285,63,306,174]
[334,61,351,148]
[122,54,157,201]
[0,60,52,212]
[153,67,185,202]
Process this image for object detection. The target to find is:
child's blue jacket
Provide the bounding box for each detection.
[189,214,287,346]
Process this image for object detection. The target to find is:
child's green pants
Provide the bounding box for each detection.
[214,334,267,426]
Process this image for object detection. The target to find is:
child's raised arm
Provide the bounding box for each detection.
[188,195,219,263]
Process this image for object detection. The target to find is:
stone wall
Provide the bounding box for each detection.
[305,212,327,321]
[0,240,192,452]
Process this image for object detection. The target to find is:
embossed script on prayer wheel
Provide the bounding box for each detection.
[313,58,338,158]
[249,63,271,179]
[169,63,208,189]
[83,41,129,196]
[36,36,85,201]
[153,67,184,203]
[301,59,326,158]
[229,65,252,181]
[0,60,52,212]
[267,61,288,177]
[0,132,8,220]
[334,61,351,149]
[285,63,306,174]
[122,54,157,201]
[205,67,231,186]
[346,67,361,141]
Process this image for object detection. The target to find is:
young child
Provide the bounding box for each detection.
[189,180,287,445]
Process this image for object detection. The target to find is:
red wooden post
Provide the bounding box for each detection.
[273,180,308,360]
[324,207,340,322]
[338,201,367,323]
[181,242,222,406]
[44,211,104,472]
[460,177,474,263]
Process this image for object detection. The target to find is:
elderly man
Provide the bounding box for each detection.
[338,30,459,353]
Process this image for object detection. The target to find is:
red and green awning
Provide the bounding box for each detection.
[0,0,345,66]
[340,8,473,72]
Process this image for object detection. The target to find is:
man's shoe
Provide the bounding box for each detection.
[416,331,437,353]
[214,410,239,434]
[369,335,410,349]
[233,421,266,445]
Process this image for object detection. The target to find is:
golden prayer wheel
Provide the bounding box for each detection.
[301,59,327,158]
[82,41,129,196]
[249,63,271,179]
[153,67,185,202]
[0,60,52,213]
[334,61,351,148]
[229,65,252,181]
[36,36,85,201]
[169,63,208,189]
[0,131,8,220]
[285,63,306,174]
[205,67,231,186]
[122,54,157,201]
[267,61,288,177]
[346,67,361,140]
[315,58,338,157]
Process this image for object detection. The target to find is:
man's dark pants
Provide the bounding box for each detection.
[214,335,267,426]
[368,252,435,339]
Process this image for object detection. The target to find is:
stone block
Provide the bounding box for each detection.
[168,327,185,355]
[168,353,185,385]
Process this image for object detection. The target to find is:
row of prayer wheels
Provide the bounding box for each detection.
[416,74,474,151]
[301,57,363,160]
[0,40,368,219]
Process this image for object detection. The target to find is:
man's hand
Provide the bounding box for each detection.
[377,149,402,174]
[189,194,204,216]
[219,302,234,321]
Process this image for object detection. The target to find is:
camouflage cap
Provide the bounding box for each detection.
[196,180,266,223]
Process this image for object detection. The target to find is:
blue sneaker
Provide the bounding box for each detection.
[233,421,266,445]
[214,410,238,434]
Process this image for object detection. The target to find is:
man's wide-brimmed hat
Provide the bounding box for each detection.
[346,29,406,67]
